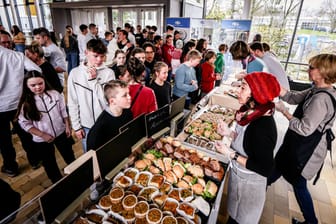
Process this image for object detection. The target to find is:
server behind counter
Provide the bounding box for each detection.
[87,80,133,151]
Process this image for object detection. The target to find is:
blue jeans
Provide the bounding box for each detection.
[293,176,318,224]
[81,127,90,153]
[268,169,318,224]
[15,44,25,53]
[66,52,79,74]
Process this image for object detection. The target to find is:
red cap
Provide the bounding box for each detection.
[244,72,280,104]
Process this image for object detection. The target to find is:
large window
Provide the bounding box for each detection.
[206,0,336,81]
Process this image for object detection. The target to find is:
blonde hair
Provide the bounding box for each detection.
[26,41,44,58]
[151,61,168,83]
[309,54,336,84]
[104,80,128,102]
[186,49,202,61]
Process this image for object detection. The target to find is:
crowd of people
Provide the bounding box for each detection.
[1,22,336,224]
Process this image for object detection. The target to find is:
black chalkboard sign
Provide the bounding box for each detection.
[145,105,170,136]
[96,129,132,179]
[39,158,94,224]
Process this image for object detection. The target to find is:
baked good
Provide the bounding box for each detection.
[138,187,158,201]
[115,176,132,188]
[172,139,181,148]
[134,201,149,218]
[149,165,161,174]
[98,195,112,210]
[159,182,172,194]
[109,187,124,203]
[73,217,89,224]
[176,180,190,189]
[179,188,193,202]
[128,184,143,195]
[124,168,139,180]
[197,178,206,187]
[146,208,162,224]
[149,174,165,188]
[135,160,148,170]
[152,193,168,206]
[110,201,123,213]
[182,175,193,184]
[121,209,135,223]
[162,198,178,215]
[163,158,172,171]
[176,217,188,224]
[204,180,218,199]
[161,215,177,224]
[187,165,204,178]
[135,217,148,224]
[154,159,165,172]
[105,213,126,224]
[86,213,104,224]
[144,153,156,161]
[122,194,137,210]
[163,171,177,184]
[177,202,195,219]
[168,189,180,201]
[136,172,151,187]
[165,136,174,144]
[191,183,204,195]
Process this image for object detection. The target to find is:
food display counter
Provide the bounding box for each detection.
[70,136,228,224]
[3,88,237,224]
[177,85,240,164]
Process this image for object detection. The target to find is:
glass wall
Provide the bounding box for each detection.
[112,7,162,31]
[207,0,336,82]
[0,0,53,43]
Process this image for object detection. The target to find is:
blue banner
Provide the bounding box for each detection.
[221,20,252,31]
[166,18,191,28]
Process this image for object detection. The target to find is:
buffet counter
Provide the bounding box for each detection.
[3,87,237,224]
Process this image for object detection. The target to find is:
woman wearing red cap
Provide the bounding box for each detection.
[216,72,280,224]
[269,54,336,224]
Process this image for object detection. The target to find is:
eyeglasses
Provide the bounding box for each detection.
[308,65,316,70]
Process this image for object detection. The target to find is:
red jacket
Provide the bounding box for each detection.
[129,83,158,118]
[201,62,216,93]
[161,44,175,68]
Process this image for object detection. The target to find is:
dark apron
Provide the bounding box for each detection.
[275,90,335,185]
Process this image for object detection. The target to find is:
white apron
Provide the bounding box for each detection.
[227,124,267,224]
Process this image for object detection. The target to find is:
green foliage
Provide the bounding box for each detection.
[251,25,289,57]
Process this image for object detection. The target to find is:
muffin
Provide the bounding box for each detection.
[146,208,162,224]
[122,194,138,210]
[134,201,149,218]
[109,187,125,203]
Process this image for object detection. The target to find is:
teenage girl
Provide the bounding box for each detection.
[115,65,132,83]
[149,62,171,108]
[17,71,75,183]
[127,57,158,118]
[111,49,126,75]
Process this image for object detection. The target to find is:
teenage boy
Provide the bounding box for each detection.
[173,49,202,109]
[249,41,290,90]
[78,24,89,62]
[86,80,133,150]
[33,27,67,86]
[68,39,115,153]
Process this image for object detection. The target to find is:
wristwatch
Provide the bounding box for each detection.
[233,152,240,161]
